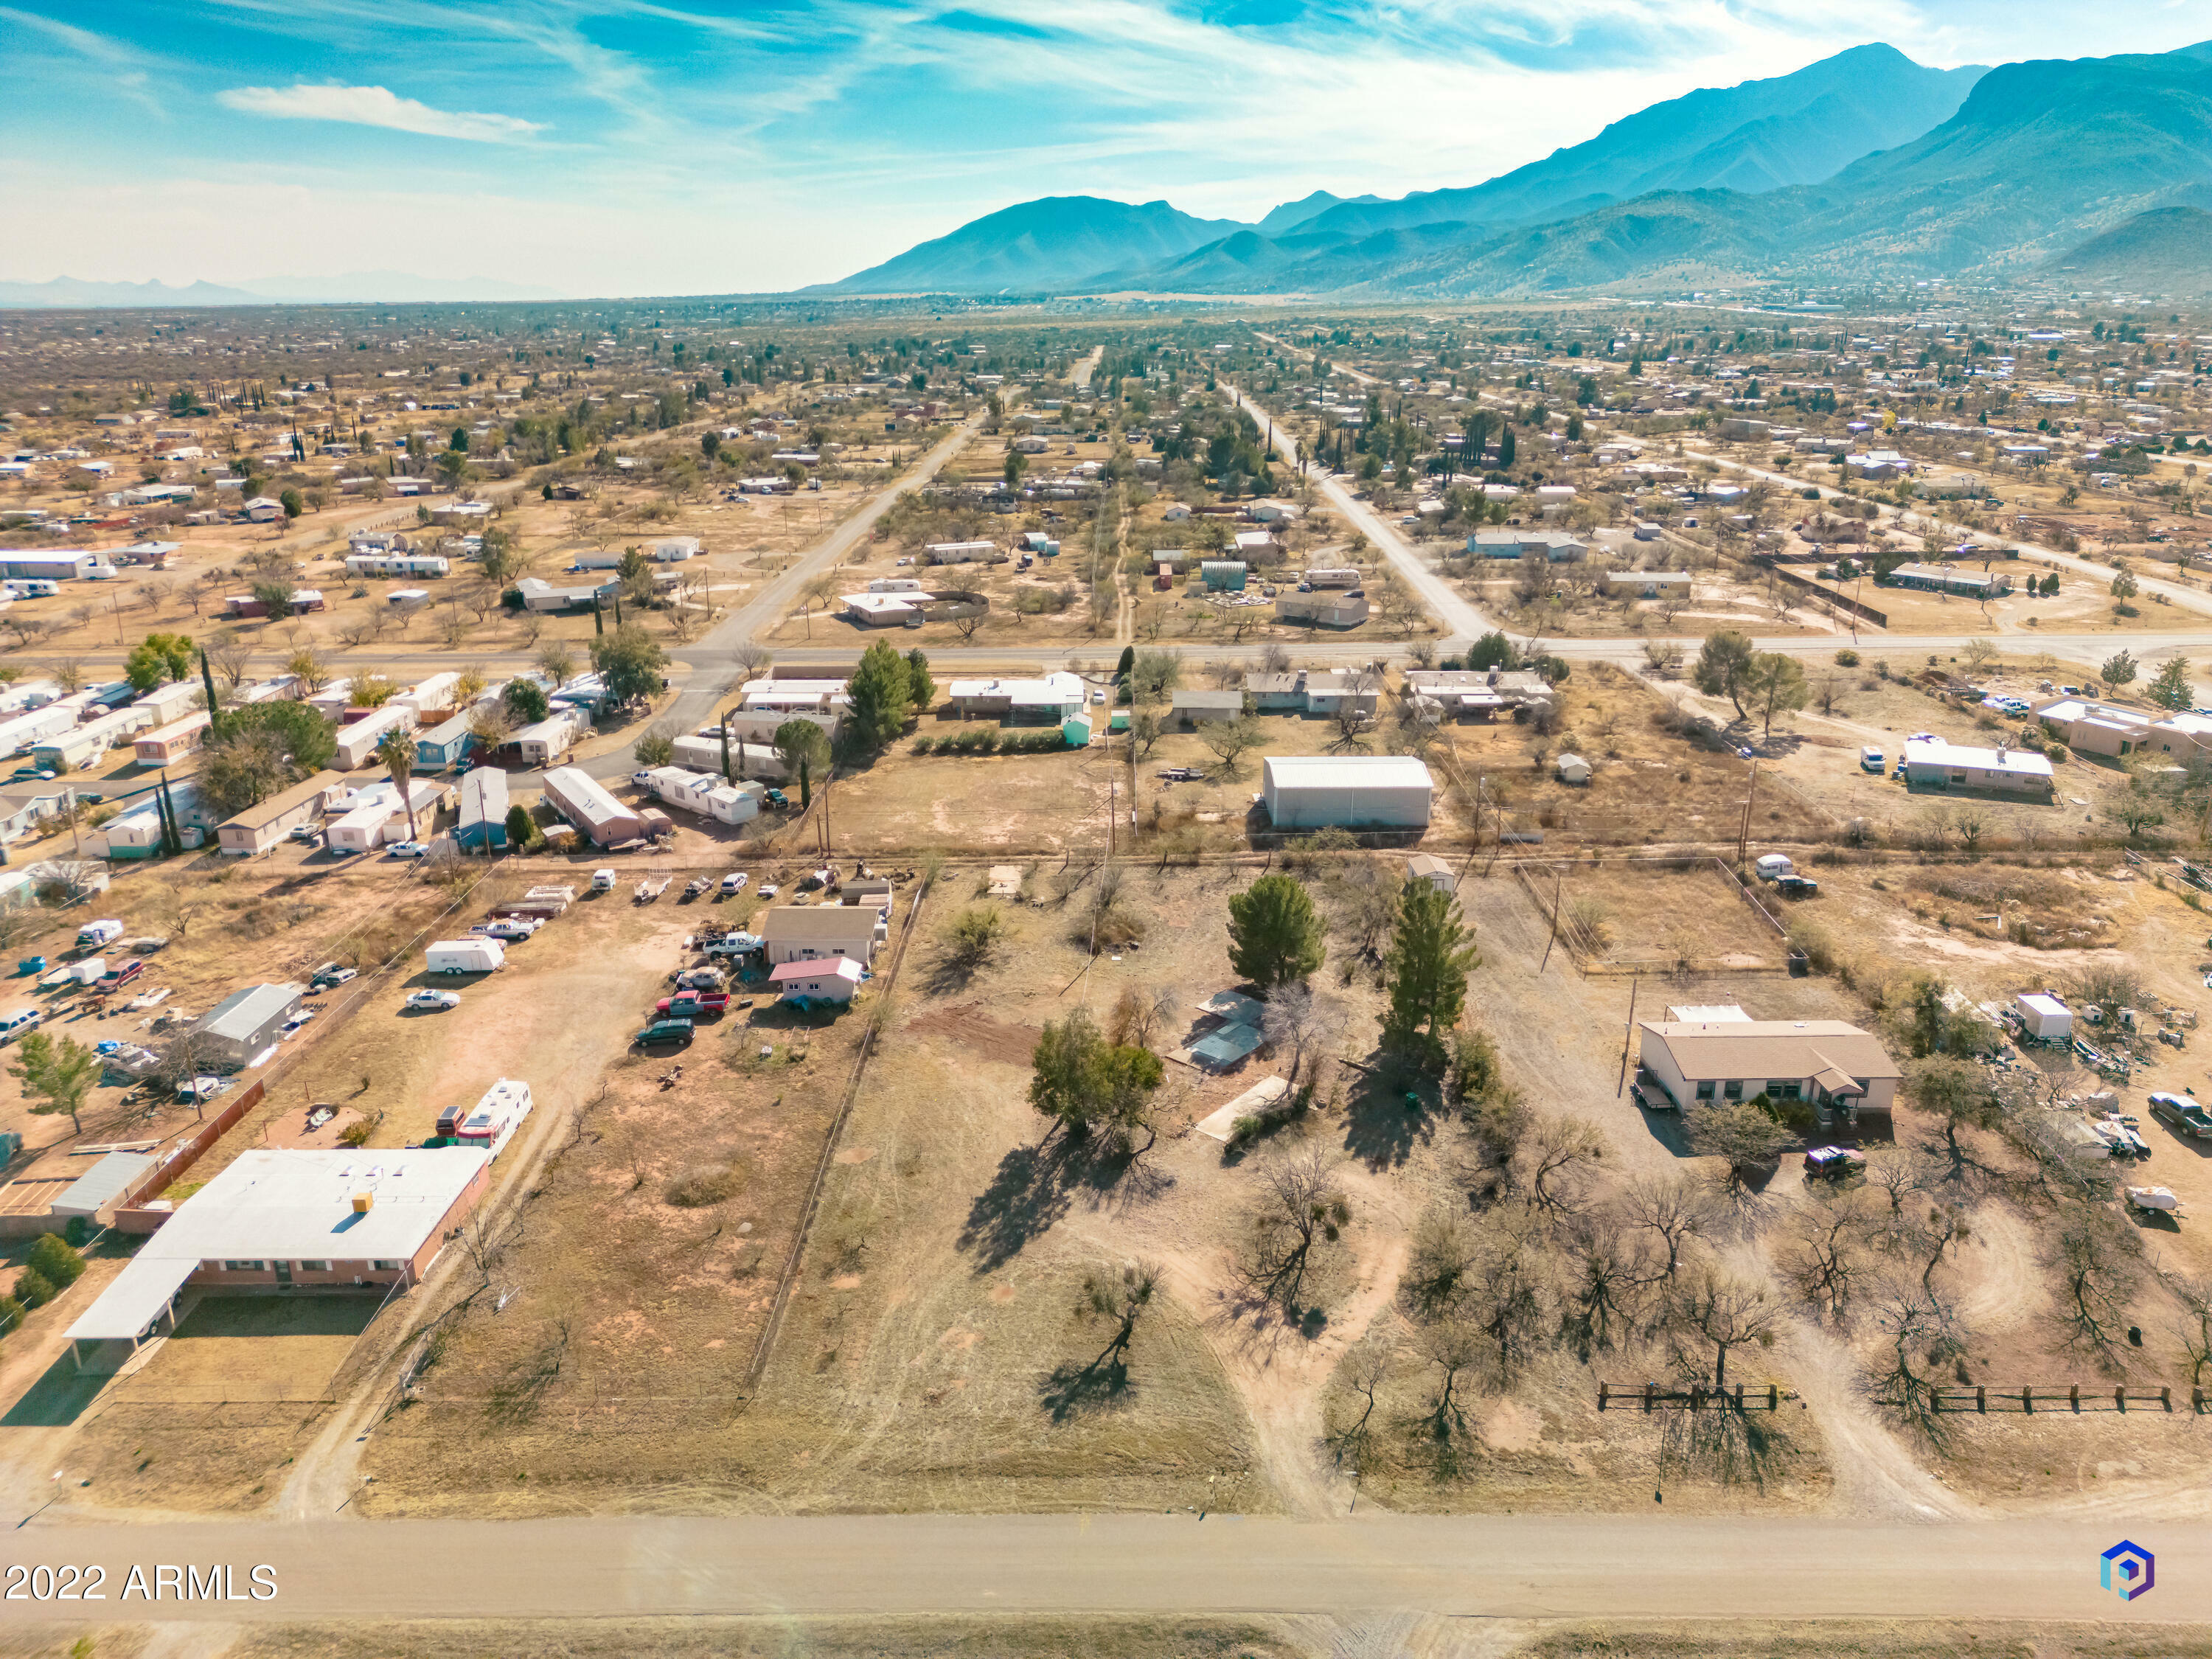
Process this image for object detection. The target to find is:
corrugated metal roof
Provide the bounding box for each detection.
[52,1151,154,1216]
[1264,755,1433,791]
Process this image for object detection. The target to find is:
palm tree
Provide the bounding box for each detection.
[378,728,420,845]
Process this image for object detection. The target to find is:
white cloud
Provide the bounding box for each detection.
[215,83,544,143]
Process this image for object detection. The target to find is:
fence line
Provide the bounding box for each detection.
[1597,1380,1797,1411]
[1884,1384,2199,1414]
[741,872,932,1391]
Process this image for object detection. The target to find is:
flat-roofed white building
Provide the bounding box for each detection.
[62,1148,492,1371]
[1902,737,2054,796]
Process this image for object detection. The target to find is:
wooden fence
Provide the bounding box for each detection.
[111,1079,266,1233]
[1885,1384,2203,1415]
[1598,1380,1797,1411]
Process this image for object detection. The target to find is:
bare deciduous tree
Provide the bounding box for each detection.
[1261,981,1344,1092]
[1665,1267,1778,1391]
[1246,1147,1349,1314]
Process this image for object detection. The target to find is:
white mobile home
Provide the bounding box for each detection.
[333,704,418,771]
[640,767,762,824]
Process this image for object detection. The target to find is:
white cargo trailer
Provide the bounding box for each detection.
[425,938,506,974]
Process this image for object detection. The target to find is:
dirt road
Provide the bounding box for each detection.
[0,1512,2202,1624]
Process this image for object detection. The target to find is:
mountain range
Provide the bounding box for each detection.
[830,40,2212,299]
[0,272,560,309]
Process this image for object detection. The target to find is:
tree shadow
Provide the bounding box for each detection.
[961,1133,1156,1272]
[1340,1063,1437,1170]
[1036,1353,1133,1422]
[959,1137,1082,1271]
[484,1322,570,1427]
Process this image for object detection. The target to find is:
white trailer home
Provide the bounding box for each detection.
[344,554,450,579]
[32,706,153,773]
[131,680,204,726]
[333,704,418,771]
[640,767,762,824]
[504,707,588,768]
[671,734,787,780]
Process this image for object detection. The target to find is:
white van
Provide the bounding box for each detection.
[1859,745,1884,773]
[0,1009,42,1044]
[1753,853,1794,883]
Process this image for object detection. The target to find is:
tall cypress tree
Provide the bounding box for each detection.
[199,650,222,738]
[719,721,732,784]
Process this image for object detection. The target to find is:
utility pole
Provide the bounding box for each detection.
[1618,973,1639,1097]
[1736,762,1760,866]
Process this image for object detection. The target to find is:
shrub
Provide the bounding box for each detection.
[27,1234,83,1289]
[665,1161,748,1208]
[911,735,936,755]
[11,1267,56,1310]
[2046,743,2069,764]
[0,1293,20,1334]
[1834,647,1860,667]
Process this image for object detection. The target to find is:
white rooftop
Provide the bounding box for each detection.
[1263,754,1435,791]
[64,1148,489,1343]
[1902,737,2054,778]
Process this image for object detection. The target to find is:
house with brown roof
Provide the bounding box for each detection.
[1637,1018,1900,1121]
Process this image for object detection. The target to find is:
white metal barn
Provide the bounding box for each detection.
[1261,756,1433,830]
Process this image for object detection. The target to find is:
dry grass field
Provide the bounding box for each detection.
[355,893,873,1517]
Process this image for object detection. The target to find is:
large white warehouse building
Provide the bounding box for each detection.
[1261,755,1433,830]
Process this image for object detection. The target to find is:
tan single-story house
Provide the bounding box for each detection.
[1637,1018,1902,1120]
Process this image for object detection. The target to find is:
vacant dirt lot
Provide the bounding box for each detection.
[356,892,877,1517]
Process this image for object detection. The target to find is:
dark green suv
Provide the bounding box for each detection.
[634,1018,695,1049]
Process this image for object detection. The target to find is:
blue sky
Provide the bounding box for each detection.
[3,1,2208,296]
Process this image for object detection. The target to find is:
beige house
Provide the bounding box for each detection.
[215,770,349,857]
[1637,1018,1901,1121]
[760,905,885,968]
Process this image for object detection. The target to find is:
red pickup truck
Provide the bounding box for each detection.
[95,958,145,992]
[655,990,731,1018]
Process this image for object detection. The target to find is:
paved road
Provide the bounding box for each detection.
[1222,380,1497,642]
[0,1512,2202,1624]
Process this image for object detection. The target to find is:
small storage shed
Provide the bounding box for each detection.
[1556,753,1592,785]
[49,1151,154,1227]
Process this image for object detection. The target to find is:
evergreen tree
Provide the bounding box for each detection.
[2147,655,2194,711]
[905,647,933,712]
[845,640,914,753]
[1381,882,1481,1068]
[1226,874,1326,989]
